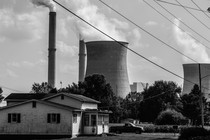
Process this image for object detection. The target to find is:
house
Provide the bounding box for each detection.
[0,93,110,138]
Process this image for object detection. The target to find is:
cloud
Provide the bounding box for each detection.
[149,56,163,65]
[6,69,19,78]
[145,21,158,26]
[7,60,47,69]
[0,8,45,42]
[128,28,142,48]
[64,0,129,41]
[59,64,77,74]
[57,41,78,57]
[173,18,210,63]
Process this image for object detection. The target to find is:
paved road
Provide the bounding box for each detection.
[74,133,179,140]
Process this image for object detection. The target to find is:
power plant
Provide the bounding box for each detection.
[85,41,130,98]
[182,63,210,98]
[48,11,56,88]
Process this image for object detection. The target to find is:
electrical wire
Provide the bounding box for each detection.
[143,0,210,51]
[175,0,210,30]
[154,0,210,44]
[0,85,25,93]
[191,0,210,20]
[154,0,208,13]
[98,0,198,63]
[53,0,210,91]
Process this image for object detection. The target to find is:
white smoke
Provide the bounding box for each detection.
[173,18,210,63]
[31,0,56,12]
[64,0,129,41]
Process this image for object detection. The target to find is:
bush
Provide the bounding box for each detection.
[178,127,209,140]
[141,124,179,133]
[155,109,188,125]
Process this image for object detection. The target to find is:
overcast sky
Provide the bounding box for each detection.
[1,0,210,104]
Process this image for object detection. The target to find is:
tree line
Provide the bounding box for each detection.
[30,74,207,125]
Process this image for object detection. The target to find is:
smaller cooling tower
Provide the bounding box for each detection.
[183,63,210,98]
[85,41,130,98]
[78,39,86,82]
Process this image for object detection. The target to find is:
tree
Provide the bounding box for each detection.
[155,109,188,125]
[31,82,57,93]
[122,92,143,120]
[139,80,182,122]
[181,84,203,125]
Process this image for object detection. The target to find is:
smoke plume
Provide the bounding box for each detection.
[31,0,56,12]
[173,18,210,63]
[64,0,129,41]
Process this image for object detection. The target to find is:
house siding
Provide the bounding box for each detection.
[46,96,82,109]
[0,102,72,135]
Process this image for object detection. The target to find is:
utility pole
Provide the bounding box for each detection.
[198,64,204,128]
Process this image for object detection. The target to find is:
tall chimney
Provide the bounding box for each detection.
[78,39,86,82]
[48,12,56,87]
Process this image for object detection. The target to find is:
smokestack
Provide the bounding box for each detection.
[78,38,86,82]
[48,11,56,87]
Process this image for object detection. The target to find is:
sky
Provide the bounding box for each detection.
[1,0,210,105]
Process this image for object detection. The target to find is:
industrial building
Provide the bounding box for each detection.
[85,41,131,98]
[130,82,148,93]
[182,63,210,99]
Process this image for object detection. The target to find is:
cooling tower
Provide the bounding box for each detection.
[85,41,130,98]
[183,63,210,98]
[78,39,86,82]
[48,12,56,87]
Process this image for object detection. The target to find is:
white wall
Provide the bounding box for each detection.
[82,103,97,110]
[0,102,72,135]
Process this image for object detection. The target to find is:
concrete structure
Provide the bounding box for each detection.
[130,82,148,93]
[182,63,210,99]
[48,12,56,87]
[85,41,130,98]
[2,93,110,138]
[78,39,86,82]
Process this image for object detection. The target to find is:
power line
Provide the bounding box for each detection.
[154,0,210,45]
[175,0,210,30]
[98,0,198,63]
[191,0,210,20]
[53,0,210,91]
[0,85,25,93]
[143,0,210,51]
[154,0,208,13]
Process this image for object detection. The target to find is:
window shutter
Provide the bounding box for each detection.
[57,114,60,123]
[8,114,11,123]
[47,114,51,123]
[17,114,21,123]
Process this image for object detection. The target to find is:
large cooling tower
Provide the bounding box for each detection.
[183,63,210,98]
[48,12,56,87]
[85,41,130,98]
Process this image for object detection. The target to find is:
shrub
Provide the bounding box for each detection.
[155,109,188,125]
[178,127,209,140]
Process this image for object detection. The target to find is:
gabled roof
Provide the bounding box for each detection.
[4,93,56,101]
[43,93,101,104]
[0,99,79,111]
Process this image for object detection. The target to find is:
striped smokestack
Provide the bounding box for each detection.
[48,12,56,87]
[78,39,86,82]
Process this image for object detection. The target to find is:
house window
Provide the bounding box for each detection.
[32,101,36,108]
[8,113,21,123]
[61,95,64,100]
[47,113,60,124]
[84,115,89,126]
[104,115,109,125]
[91,115,96,126]
[73,114,77,123]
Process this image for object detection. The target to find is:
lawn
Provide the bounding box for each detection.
[73,133,179,140]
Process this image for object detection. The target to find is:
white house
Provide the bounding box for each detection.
[1,93,110,139]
